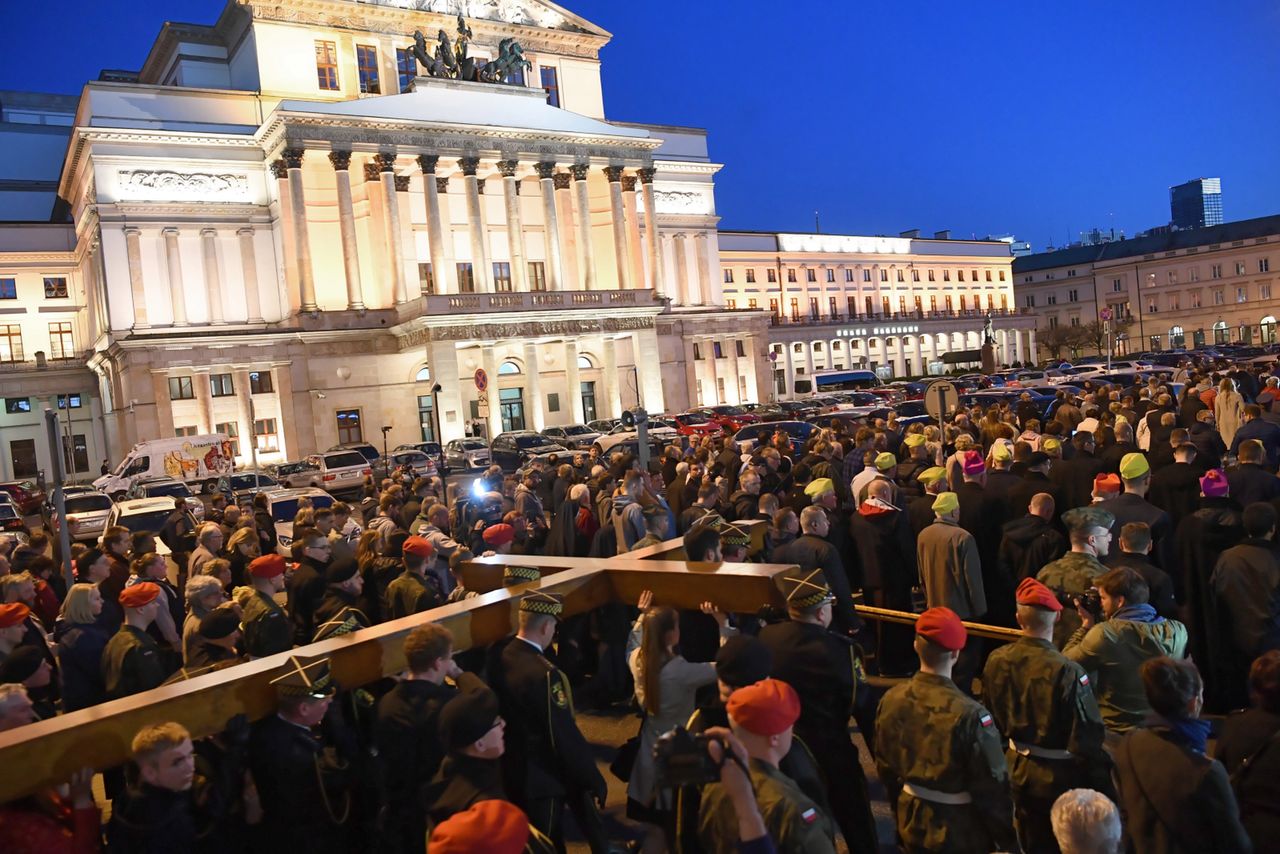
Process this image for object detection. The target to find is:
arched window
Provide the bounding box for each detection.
[1213,320,1229,346]
[577,355,593,369]
[415,365,431,382]
[1262,316,1277,344]
[1169,326,1185,348]
[499,360,521,375]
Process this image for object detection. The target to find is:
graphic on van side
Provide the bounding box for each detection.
[162,440,235,480]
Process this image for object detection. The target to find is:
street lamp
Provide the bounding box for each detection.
[430,383,443,446]
[381,425,392,478]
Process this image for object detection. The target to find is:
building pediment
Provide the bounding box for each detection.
[342,0,608,36]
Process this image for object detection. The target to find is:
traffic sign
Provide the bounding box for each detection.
[924,379,960,422]
[768,351,778,362]
[1099,308,1113,322]
[474,368,488,392]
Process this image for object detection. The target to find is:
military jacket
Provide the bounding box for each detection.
[1036,551,1109,646]
[384,571,441,621]
[698,758,836,854]
[874,672,1017,854]
[241,590,291,659]
[101,625,168,700]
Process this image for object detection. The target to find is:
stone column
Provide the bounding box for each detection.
[672,233,691,305]
[459,158,492,293]
[194,370,214,435]
[704,339,721,404]
[783,342,795,398]
[283,148,318,313]
[270,160,296,315]
[564,339,584,423]
[998,329,1010,366]
[892,340,906,378]
[124,227,149,329]
[622,176,645,291]
[693,232,711,306]
[1014,329,1025,364]
[638,167,664,297]
[534,163,565,292]
[199,229,224,324]
[328,151,366,310]
[273,360,298,459]
[150,372,176,439]
[434,175,458,294]
[741,334,760,404]
[603,166,631,290]
[481,344,502,438]
[633,327,665,413]
[162,228,188,326]
[553,173,579,290]
[913,335,924,376]
[682,338,700,410]
[726,337,742,404]
[429,339,464,442]
[523,341,545,430]
[1028,328,1038,364]
[234,368,254,466]
[601,336,621,418]
[419,155,449,296]
[498,161,529,292]
[570,164,597,290]
[374,152,409,304]
[235,228,264,323]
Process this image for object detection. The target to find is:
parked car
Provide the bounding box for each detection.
[731,421,817,451]
[0,494,28,538]
[490,431,569,472]
[215,472,279,506]
[273,460,320,488]
[386,449,437,479]
[122,477,204,521]
[395,442,447,476]
[774,399,823,419]
[104,497,188,575]
[670,412,723,438]
[49,490,114,544]
[443,438,491,471]
[0,481,45,516]
[263,487,336,554]
[640,418,680,444]
[328,442,381,465]
[696,405,760,433]
[541,424,601,450]
[301,450,373,495]
[587,419,620,434]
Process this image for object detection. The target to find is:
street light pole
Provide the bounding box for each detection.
[431,383,443,446]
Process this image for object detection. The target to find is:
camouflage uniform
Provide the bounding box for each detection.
[874,672,1017,854]
[241,589,292,658]
[980,636,1111,853]
[698,758,837,854]
[1036,551,1109,646]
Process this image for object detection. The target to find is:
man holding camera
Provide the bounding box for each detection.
[1036,506,1115,648]
[697,678,837,853]
[1063,567,1189,736]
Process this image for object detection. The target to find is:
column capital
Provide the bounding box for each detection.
[569,163,590,181]
[363,163,381,182]
[497,159,520,178]
[476,178,487,194]
[621,175,638,191]
[534,161,557,179]
[162,227,180,238]
[603,165,625,183]
[282,148,306,169]
[394,175,411,192]
[123,226,142,237]
[200,228,218,238]
[328,150,353,171]
[435,176,450,194]
[637,167,657,184]
[236,226,256,237]
[458,157,481,176]
[417,154,439,174]
[270,159,289,180]
[552,172,572,191]
[374,152,398,173]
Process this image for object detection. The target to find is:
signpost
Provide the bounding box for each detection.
[1099,308,1113,374]
[44,409,73,591]
[924,379,959,432]
[473,368,488,392]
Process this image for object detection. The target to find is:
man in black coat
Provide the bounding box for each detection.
[771,504,861,636]
[1149,439,1207,528]
[1050,431,1106,514]
[1100,453,1175,572]
[1099,421,1139,474]
[1227,439,1280,507]
[1232,405,1280,470]
[426,682,509,829]
[1188,410,1227,470]
[847,479,917,674]
[1106,522,1179,619]
[286,528,331,644]
[955,451,1013,624]
[998,492,1068,583]
[1008,453,1064,527]
[984,446,1024,525]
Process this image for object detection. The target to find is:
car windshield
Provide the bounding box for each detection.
[712,406,747,415]
[393,453,426,464]
[65,495,113,513]
[271,494,334,522]
[147,483,191,498]
[118,510,173,533]
[325,452,367,468]
[231,474,276,489]
[460,440,487,450]
[0,504,18,520]
[421,444,441,454]
[564,425,593,435]
[896,401,928,417]
[679,414,709,424]
[514,435,552,448]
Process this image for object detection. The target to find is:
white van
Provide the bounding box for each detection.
[94,434,236,499]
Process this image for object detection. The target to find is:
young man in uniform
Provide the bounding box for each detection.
[240,554,291,659]
[384,535,442,620]
[1036,506,1115,647]
[101,582,169,700]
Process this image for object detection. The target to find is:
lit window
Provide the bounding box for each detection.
[356,45,380,94]
[168,376,195,400]
[254,418,279,452]
[210,373,234,397]
[315,41,339,91]
[527,262,546,292]
[0,324,23,362]
[44,277,68,298]
[418,263,435,294]
[499,361,521,375]
[396,48,416,91]
[540,67,560,106]
[249,370,274,394]
[745,269,756,283]
[48,321,74,359]
[336,409,363,443]
[0,279,14,300]
[216,422,240,457]
[492,262,512,292]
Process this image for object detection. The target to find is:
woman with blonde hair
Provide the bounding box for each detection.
[225,527,259,590]
[54,583,109,711]
[1214,377,1245,448]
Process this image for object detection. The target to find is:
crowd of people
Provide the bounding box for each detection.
[0,358,1278,852]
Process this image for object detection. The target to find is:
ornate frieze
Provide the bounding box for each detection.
[116,170,249,201]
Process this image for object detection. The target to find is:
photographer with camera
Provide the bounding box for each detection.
[697,678,837,853]
[1063,567,1189,736]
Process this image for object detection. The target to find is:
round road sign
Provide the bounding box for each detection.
[924,379,960,421]
[474,368,488,392]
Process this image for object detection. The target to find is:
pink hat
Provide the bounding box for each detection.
[1199,469,1229,498]
[961,449,985,476]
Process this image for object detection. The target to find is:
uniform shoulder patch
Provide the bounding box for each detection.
[550,678,569,709]
[1078,673,1090,687]
[979,712,994,728]
[801,807,818,824]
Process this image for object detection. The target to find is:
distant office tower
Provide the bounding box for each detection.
[1170,178,1223,229]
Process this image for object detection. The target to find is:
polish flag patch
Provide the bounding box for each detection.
[801,808,818,824]
[1079,674,1090,687]
[979,713,994,728]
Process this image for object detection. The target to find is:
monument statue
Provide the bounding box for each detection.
[408,14,531,84]
[983,312,995,345]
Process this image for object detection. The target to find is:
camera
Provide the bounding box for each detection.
[652,726,725,789]
[1066,587,1103,620]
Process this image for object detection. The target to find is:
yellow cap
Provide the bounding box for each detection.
[932,492,960,514]
[804,477,835,498]
[904,434,927,448]
[917,466,948,485]
[992,442,1013,461]
[875,452,897,471]
[1041,437,1062,453]
[1120,452,1150,480]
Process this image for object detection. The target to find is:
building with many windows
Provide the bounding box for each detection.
[718,230,1031,394]
[0,0,771,480]
[1170,177,1224,231]
[1013,213,1280,360]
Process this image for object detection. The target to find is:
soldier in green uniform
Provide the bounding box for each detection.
[980,577,1110,853]
[874,607,1017,854]
[240,554,292,659]
[1036,506,1114,646]
[102,581,171,700]
[383,535,443,620]
[698,677,837,854]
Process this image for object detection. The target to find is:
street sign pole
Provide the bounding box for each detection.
[44,408,74,591]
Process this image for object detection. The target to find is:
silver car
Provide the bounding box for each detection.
[50,490,114,544]
[444,438,491,471]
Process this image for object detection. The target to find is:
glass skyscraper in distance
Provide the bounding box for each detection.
[1170,177,1224,229]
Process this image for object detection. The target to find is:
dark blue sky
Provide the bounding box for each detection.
[3,0,1277,248]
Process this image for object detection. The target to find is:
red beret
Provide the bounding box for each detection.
[0,602,31,629]
[1015,577,1062,612]
[482,524,514,547]
[119,582,160,609]
[915,606,967,651]
[429,800,529,854]
[249,554,286,579]
[402,535,435,558]
[726,677,800,736]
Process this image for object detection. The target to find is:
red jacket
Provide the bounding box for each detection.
[0,794,101,854]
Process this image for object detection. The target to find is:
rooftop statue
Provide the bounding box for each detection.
[408,14,531,84]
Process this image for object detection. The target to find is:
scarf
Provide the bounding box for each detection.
[1111,603,1162,624]
[1157,715,1211,755]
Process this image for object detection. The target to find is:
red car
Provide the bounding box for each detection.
[0,481,44,516]
[671,412,724,437]
[695,405,761,433]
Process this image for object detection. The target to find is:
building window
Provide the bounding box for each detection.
[0,325,22,363]
[175,426,199,438]
[1166,271,1177,285]
[1214,289,1225,305]
[1190,290,1202,308]
[713,341,724,359]
[48,321,74,359]
[735,339,746,357]
[724,269,734,283]
[943,270,951,281]
[216,422,240,457]
[456,262,475,292]
[210,373,234,397]
[415,395,435,442]
[726,299,737,309]
[846,296,857,317]
[498,360,521,375]
[790,298,799,319]
[540,66,560,106]
[4,398,31,414]
[805,268,816,283]
[1237,287,1248,303]
[971,269,978,281]
[418,263,435,294]
[912,269,920,282]
[43,277,68,299]
[985,270,992,282]
[1262,284,1273,300]
[957,270,965,282]
[1211,264,1222,279]
[56,393,82,409]
[1024,295,1036,308]
[1236,262,1247,276]
[356,45,381,93]
[896,269,904,282]
[1048,294,1058,305]
[844,269,853,282]
[829,296,838,317]
[336,409,363,444]
[959,295,968,311]
[930,295,938,312]
[769,298,778,316]
[928,270,935,282]
[0,279,14,300]
[1068,289,1078,302]
[747,298,757,309]
[1261,258,1271,273]
[767,268,777,283]
[945,295,953,312]
[1048,316,1058,329]
[528,261,546,291]
[864,296,873,316]
[693,343,702,360]
[168,376,195,400]
[1070,315,1080,327]
[999,270,1006,281]
[786,269,796,283]
[808,298,819,319]
[879,269,888,282]
[863,269,872,282]
[745,268,756,283]
[492,262,512,292]
[1001,294,1008,310]
[1189,267,1200,282]
[315,41,339,91]
[249,370,274,394]
[396,48,416,91]
[254,418,279,452]
[1168,293,1180,311]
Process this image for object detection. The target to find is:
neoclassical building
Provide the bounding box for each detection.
[0,0,771,478]
[719,231,1034,395]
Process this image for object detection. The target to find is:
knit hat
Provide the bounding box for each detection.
[961,450,985,476]
[1199,468,1229,498]
[726,678,801,736]
[915,607,966,651]
[714,636,773,689]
